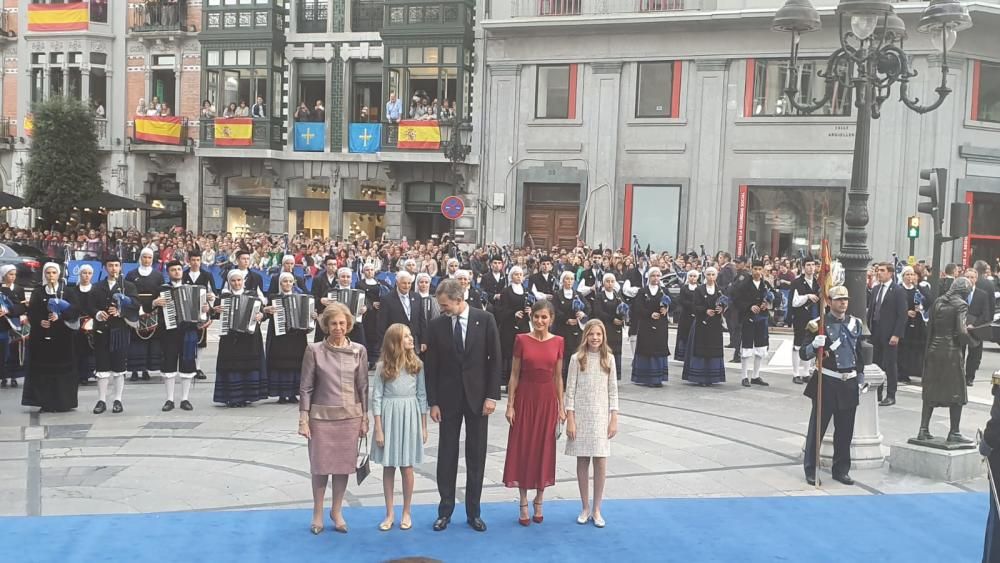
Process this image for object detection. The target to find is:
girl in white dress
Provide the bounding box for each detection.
[565,319,619,528]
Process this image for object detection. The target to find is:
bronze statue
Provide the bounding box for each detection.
[912,276,974,447]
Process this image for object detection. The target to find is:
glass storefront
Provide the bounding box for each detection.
[289,179,331,238]
[742,185,845,258]
[226,177,271,236]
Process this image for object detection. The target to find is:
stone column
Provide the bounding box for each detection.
[327,163,344,239]
[81,65,91,103]
[269,174,288,234]
[688,59,729,253]
[43,68,50,98]
[585,62,621,247]
[174,66,182,115]
[201,161,225,233]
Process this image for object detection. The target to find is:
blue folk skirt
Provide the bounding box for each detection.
[631,354,668,386]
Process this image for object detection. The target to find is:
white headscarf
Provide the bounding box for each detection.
[0,264,16,282]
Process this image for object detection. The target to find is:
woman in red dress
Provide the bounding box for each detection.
[503,299,565,526]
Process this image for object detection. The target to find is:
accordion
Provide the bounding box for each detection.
[328,288,365,319]
[219,294,263,335]
[160,285,207,330]
[273,294,315,335]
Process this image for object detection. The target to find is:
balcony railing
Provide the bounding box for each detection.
[352,0,383,32]
[503,0,695,18]
[129,1,189,33]
[94,118,109,148]
[199,118,283,150]
[297,0,328,33]
[0,117,14,144]
[130,117,191,147]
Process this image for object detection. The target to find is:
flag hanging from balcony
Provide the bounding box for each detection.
[23,114,33,137]
[348,123,381,153]
[293,122,326,152]
[396,120,440,150]
[134,117,184,145]
[214,118,253,146]
[27,3,89,32]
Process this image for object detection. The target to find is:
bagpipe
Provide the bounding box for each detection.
[752,288,776,323]
[572,296,589,323]
[912,288,929,323]
[705,294,729,326]
[616,301,630,325]
[0,292,22,333]
[659,292,672,312]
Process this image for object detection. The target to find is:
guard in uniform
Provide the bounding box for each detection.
[184,254,215,380]
[789,257,821,384]
[126,248,164,381]
[90,258,139,414]
[800,285,864,486]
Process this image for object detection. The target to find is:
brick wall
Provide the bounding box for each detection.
[179,53,201,120]
[187,3,201,32]
[126,57,146,136]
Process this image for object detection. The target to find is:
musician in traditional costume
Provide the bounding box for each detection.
[416,273,441,321]
[630,267,670,387]
[67,264,98,385]
[479,255,507,313]
[444,258,460,279]
[589,273,626,381]
[317,267,366,347]
[496,266,532,387]
[268,255,306,296]
[184,254,215,380]
[621,258,648,352]
[264,272,311,404]
[377,271,425,353]
[898,266,929,383]
[682,267,727,386]
[213,269,267,408]
[455,270,484,310]
[357,262,383,369]
[674,270,700,364]
[800,285,863,486]
[87,258,139,414]
[0,265,28,389]
[154,261,206,411]
[552,270,590,380]
[528,256,556,301]
[21,263,81,412]
[789,257,821,384]
[232,250,265,296]
[125,247,164,381]
[732,260,774,387]
[311,256,340,343]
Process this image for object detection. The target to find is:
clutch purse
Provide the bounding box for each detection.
[356,436,371,485]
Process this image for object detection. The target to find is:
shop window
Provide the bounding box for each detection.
[739,185,845,258]
[746,58,851,117]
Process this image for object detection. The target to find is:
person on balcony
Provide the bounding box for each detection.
[94,101,106,119]
[439,100,454,122]
[385,92,402,124]
[235,100,251,117]
[223,103,238,119]
[201,100,216,119]
[294,102,312,123]
[135,98,148,116]
[147,97,162,117]
[251,96,266,118]
[313,100,325,123]
[160,103,172,117]
[429,99,441,121]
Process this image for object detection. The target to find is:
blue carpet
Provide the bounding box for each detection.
[0,493,987,563]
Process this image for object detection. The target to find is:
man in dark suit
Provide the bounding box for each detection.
[425,278,501,533]
[939,263,958,296]
[377,270,425,352]
[868,262,908,406]
[964,267,994,386]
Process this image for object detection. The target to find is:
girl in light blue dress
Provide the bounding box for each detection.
[371,323,428,532]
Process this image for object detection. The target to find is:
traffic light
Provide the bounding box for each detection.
[918,168,948,233]
[907,216,920,239]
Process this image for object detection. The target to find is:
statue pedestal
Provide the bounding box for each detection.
[890,441,983,482]
[819,364,887,469]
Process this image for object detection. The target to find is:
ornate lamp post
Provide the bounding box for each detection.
[771,0,972,322]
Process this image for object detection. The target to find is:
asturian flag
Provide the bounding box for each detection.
[349,123,381,153]
[293,122,325,152]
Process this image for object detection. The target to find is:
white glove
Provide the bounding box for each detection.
[811,335,827,348]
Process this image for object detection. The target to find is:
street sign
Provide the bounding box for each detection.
[441,195,465,221]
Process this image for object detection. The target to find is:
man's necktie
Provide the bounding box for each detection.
[453,317,464,354]
[873,284,885,322]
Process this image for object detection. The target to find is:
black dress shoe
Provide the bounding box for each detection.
[805,475,816,486]
[467,517,487,532]
[833,474,855,486]
[180,400,193,411]
[112,400,123,414]
[878,397,896,407]
[741,379,751,387]
[729,355,741,364]
[162,400,175,412]
[93,400,106,414]
[277,397,287,405]
[141,371,151,381]
[129,372,139,382]
[792,376,804,385]
[0,378,7,388]
[195,370,207,380]
[751,377,769,387]
[432,516,450,531]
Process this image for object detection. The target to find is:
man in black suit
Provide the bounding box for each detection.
[964,267,994,386]
[939,263,958,296]
[868,262,908,406]
[377,270,425,352]
[425,278,501,533]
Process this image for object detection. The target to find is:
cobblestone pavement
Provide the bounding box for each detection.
[1,329,998,517]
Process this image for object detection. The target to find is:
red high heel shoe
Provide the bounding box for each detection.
[518,502,530,526]
[532,500,544,524]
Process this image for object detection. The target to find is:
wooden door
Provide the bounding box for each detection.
[524,206,578,250]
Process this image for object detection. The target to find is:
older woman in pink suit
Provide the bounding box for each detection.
[298,302,369,535]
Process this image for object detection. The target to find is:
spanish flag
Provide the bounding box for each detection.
[214,118,253,146]
[23,114,33,137]
[28,3,89,32]
[134,116,184,145]
[397,120,441,150]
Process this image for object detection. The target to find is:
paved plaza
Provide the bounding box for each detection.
[0,330,998,519]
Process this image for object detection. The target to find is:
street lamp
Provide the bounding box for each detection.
[771,0,972,322]
[440,120,472,165]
